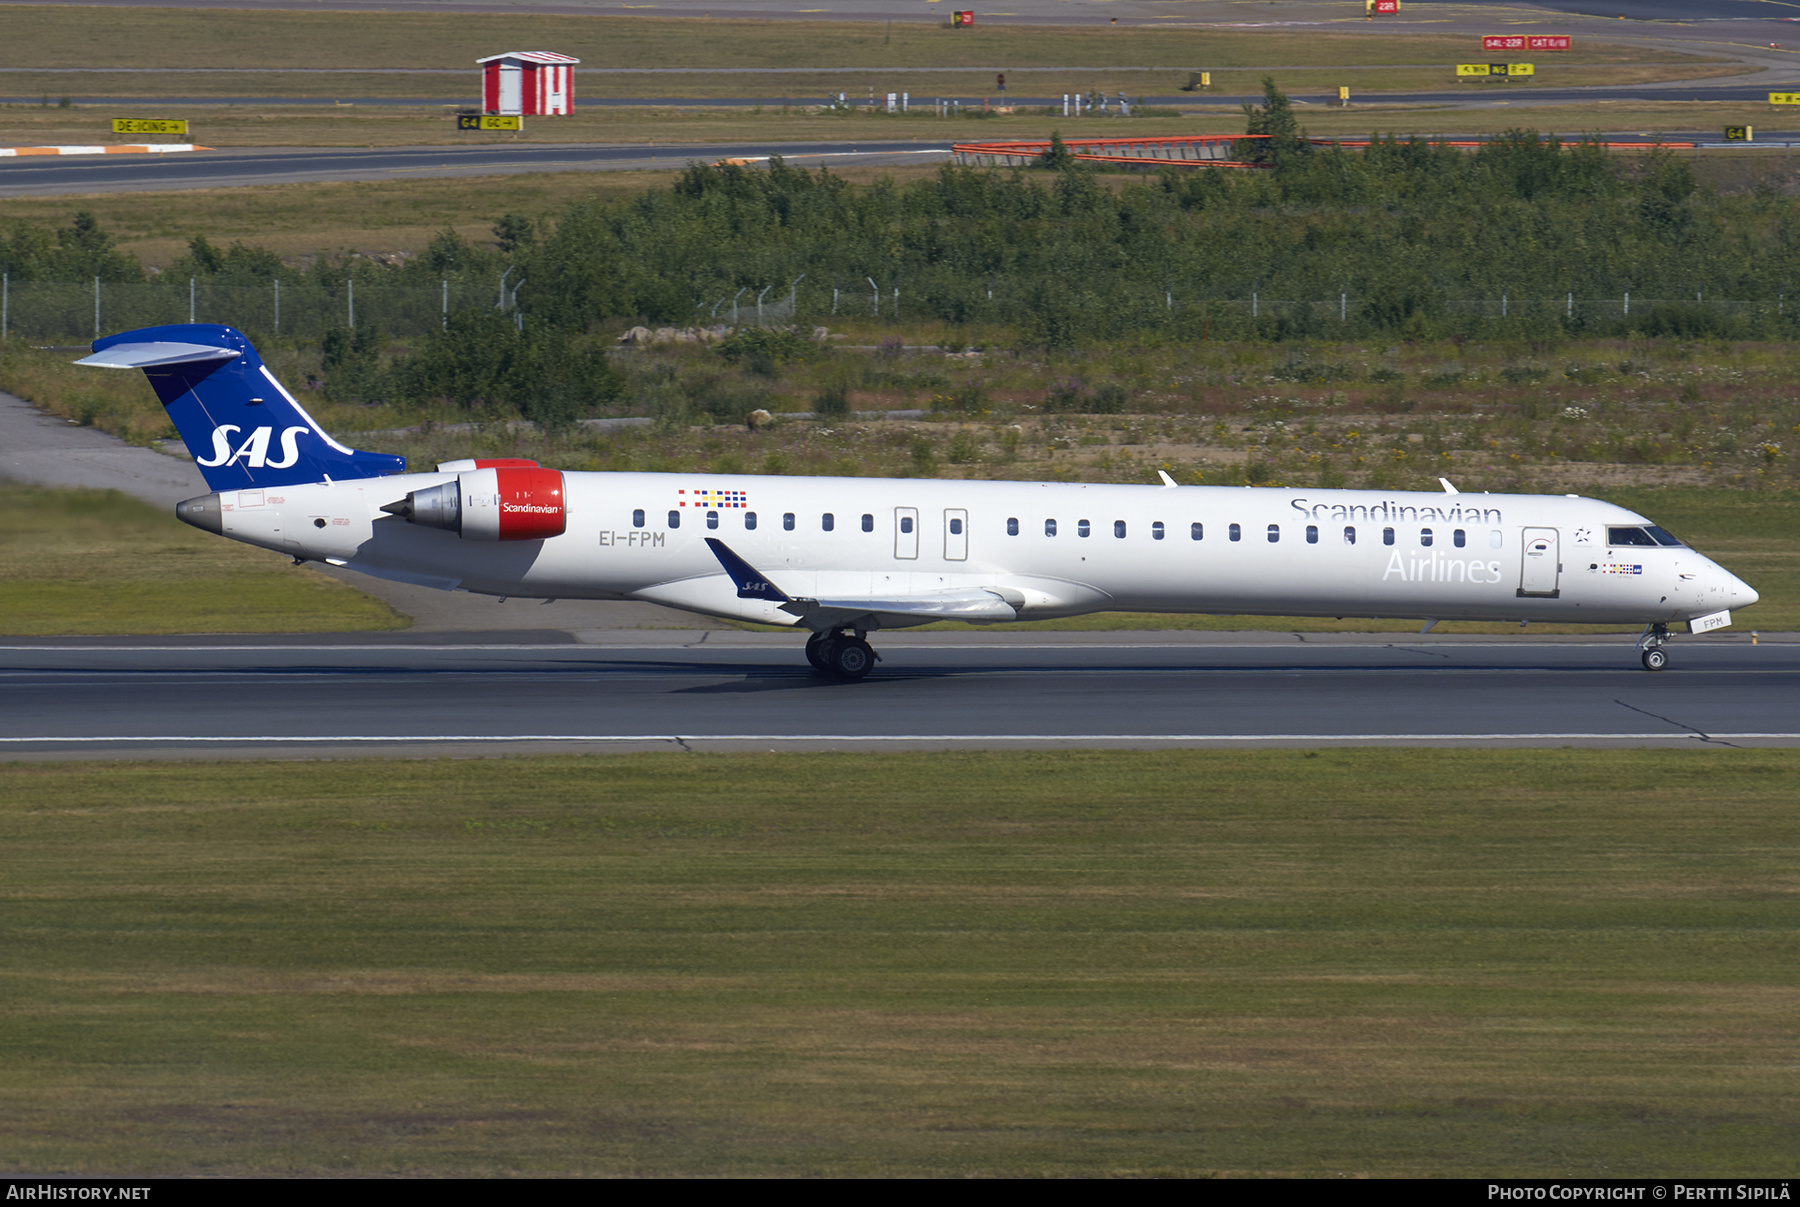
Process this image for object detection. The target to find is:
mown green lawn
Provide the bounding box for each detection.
[0,484,405,634]
[3,750,1795,1176]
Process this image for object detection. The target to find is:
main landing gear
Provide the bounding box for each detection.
[805,629,881,681]
[1638,622,1672,672]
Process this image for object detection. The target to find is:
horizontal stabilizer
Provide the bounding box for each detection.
[76,342,241,370]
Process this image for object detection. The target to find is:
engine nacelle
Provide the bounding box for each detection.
[381,466,566,541]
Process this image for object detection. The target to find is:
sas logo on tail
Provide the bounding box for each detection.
[196,425,310,469]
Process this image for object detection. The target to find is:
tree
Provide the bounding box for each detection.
[492,213,536,254]
[1241,76,1305,167]
[1039,130,1075,171]
[49,211,143,281]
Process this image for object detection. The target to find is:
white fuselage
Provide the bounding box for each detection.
[210,472,1758,629]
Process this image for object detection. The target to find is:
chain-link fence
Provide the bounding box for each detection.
[7,273,1796,343]
[700,278,801,327]
[0,277,507,342]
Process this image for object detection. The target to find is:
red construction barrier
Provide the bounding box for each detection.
[950,134,1696,171]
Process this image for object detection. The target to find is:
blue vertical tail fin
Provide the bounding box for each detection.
[77,323,407,491]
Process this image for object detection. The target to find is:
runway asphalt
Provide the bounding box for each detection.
[8,119,1800,198]
[3,630,1795,758]
[0,141,962,197]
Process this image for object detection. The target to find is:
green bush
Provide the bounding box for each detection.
[716,326,816,376]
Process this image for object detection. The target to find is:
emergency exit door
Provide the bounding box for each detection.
[1517,527,1560,598]
[944,509,968,561]
[894,507,919,559]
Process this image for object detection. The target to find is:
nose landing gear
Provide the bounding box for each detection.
[805,629,880,680]
[1638,622,1671,672]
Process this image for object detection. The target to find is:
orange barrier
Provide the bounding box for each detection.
[950,134,1698,171]
[953,134,1266,170]
[0,144,212,157]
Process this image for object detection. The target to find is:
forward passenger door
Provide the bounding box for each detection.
[1518,527,1560,598]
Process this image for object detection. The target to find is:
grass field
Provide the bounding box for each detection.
[3,749,1795,1176]
[0,168,698,269]
[0,483,405,635]
[0,8,1716,73]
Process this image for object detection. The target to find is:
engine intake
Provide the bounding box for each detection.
[381,466,566,541]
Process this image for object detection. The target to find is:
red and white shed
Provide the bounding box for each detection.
[478,51,580,116]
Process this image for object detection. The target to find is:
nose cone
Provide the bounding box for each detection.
[175,492,223,535]
[1729,572,1760,610]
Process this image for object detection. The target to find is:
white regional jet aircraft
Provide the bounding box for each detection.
[81,324,1758,678]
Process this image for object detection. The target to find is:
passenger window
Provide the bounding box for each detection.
[1453,528,1466,548]
[1420,528,1433,547]
[1489,530,1503,549]
[1383,527,1395,546]
[783,512,795,531]
[822,513,835,532]
[1114,520,1127,538]
[901,516,914,534]
[1045,519,1058,537]
[632,509,645,528]
[1152,521,1165,541]
[745,512,758,530]
[1191,522,1203,541]
[1267,524,1280,543]
[1343,526,1356,545]
[1007,517,1019,536]
[862,513,874,533]
[1306,525,1318,545]
[950,518,964,535]
[668,511,681,529]
[1229,523,1241,542]
[1078,519,1091,538]
[707,510,719,530]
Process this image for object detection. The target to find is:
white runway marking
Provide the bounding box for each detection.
[6,733,1798,744]
[0,642,1676,652]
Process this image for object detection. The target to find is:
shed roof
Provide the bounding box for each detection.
[477,51,581,66]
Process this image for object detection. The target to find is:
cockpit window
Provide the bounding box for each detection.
[1645,526,1683,547]
[1609,526,1673,547]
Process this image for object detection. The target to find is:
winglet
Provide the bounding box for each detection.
[704,538,790,602]
[1438,477,1459,495]
[1157,470,1179,488]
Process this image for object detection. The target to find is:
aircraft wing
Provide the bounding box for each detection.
[798,590,1020,625]
[703,538,1019,625]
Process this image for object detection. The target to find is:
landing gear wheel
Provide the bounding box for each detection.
[827,637,875,681]
[1642,646,1668,672]
[805,632,833,671]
